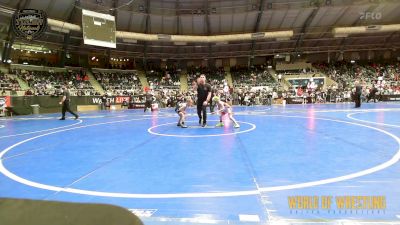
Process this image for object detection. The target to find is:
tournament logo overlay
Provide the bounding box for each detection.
[12,9,47,40]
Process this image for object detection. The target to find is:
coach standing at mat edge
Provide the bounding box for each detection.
[59,84,79,120]
[193,74,212,127]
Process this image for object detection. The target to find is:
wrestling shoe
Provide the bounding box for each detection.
[234,123,240,128]
[215,122,224,127]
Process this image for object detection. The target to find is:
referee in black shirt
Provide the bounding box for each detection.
[144,90,154,112]
[59,84,79,120]
[193,74,212,127]
[354,80,362,108]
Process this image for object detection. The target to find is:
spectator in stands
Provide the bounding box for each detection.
[367,85,378,103]
[166,96,173,107]
[121,99,129,109]
[278,74,282,83]
[105,99,111,110]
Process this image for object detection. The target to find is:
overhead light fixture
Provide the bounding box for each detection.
[366,25,382,31]
[334,33,349,38]
[276,37,290,41]
[174,42,187,46]
[333,24,400,36]
[122,39,137,43]
[48,16,294,43]
[215,41,228,45]
[252,32,266,39]
[158,34,171,41]
[50,26,70,34]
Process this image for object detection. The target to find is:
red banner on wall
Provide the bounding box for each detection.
[115,96,130,104]
[0,96,10,108]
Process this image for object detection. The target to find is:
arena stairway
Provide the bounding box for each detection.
[179,69,188,92]
[224,66,233,87]
[321,73,338,88]
[137,70,149,90]
[308,64,338,88]
[86,69,105,95]
[269,68,290,90]
[8,74,30,91]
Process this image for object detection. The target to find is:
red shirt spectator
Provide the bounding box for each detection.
[297,87,303,97]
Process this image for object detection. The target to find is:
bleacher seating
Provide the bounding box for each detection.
[93,70,142,95]
[13,68,95,96]
[187,66,226,89]
[231,65,277,88]
[146,68,180,90]
[0,72,21,95]
[314,62,400,94]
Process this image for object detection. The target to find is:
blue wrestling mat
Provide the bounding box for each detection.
[1,103,400,224]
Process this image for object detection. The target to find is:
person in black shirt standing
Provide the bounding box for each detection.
[59,84,79,120]
[354,80,362,108]
[193,74,212,127]
[101,94,107,110]
[144,90,153,112]
[367,84,378,103]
